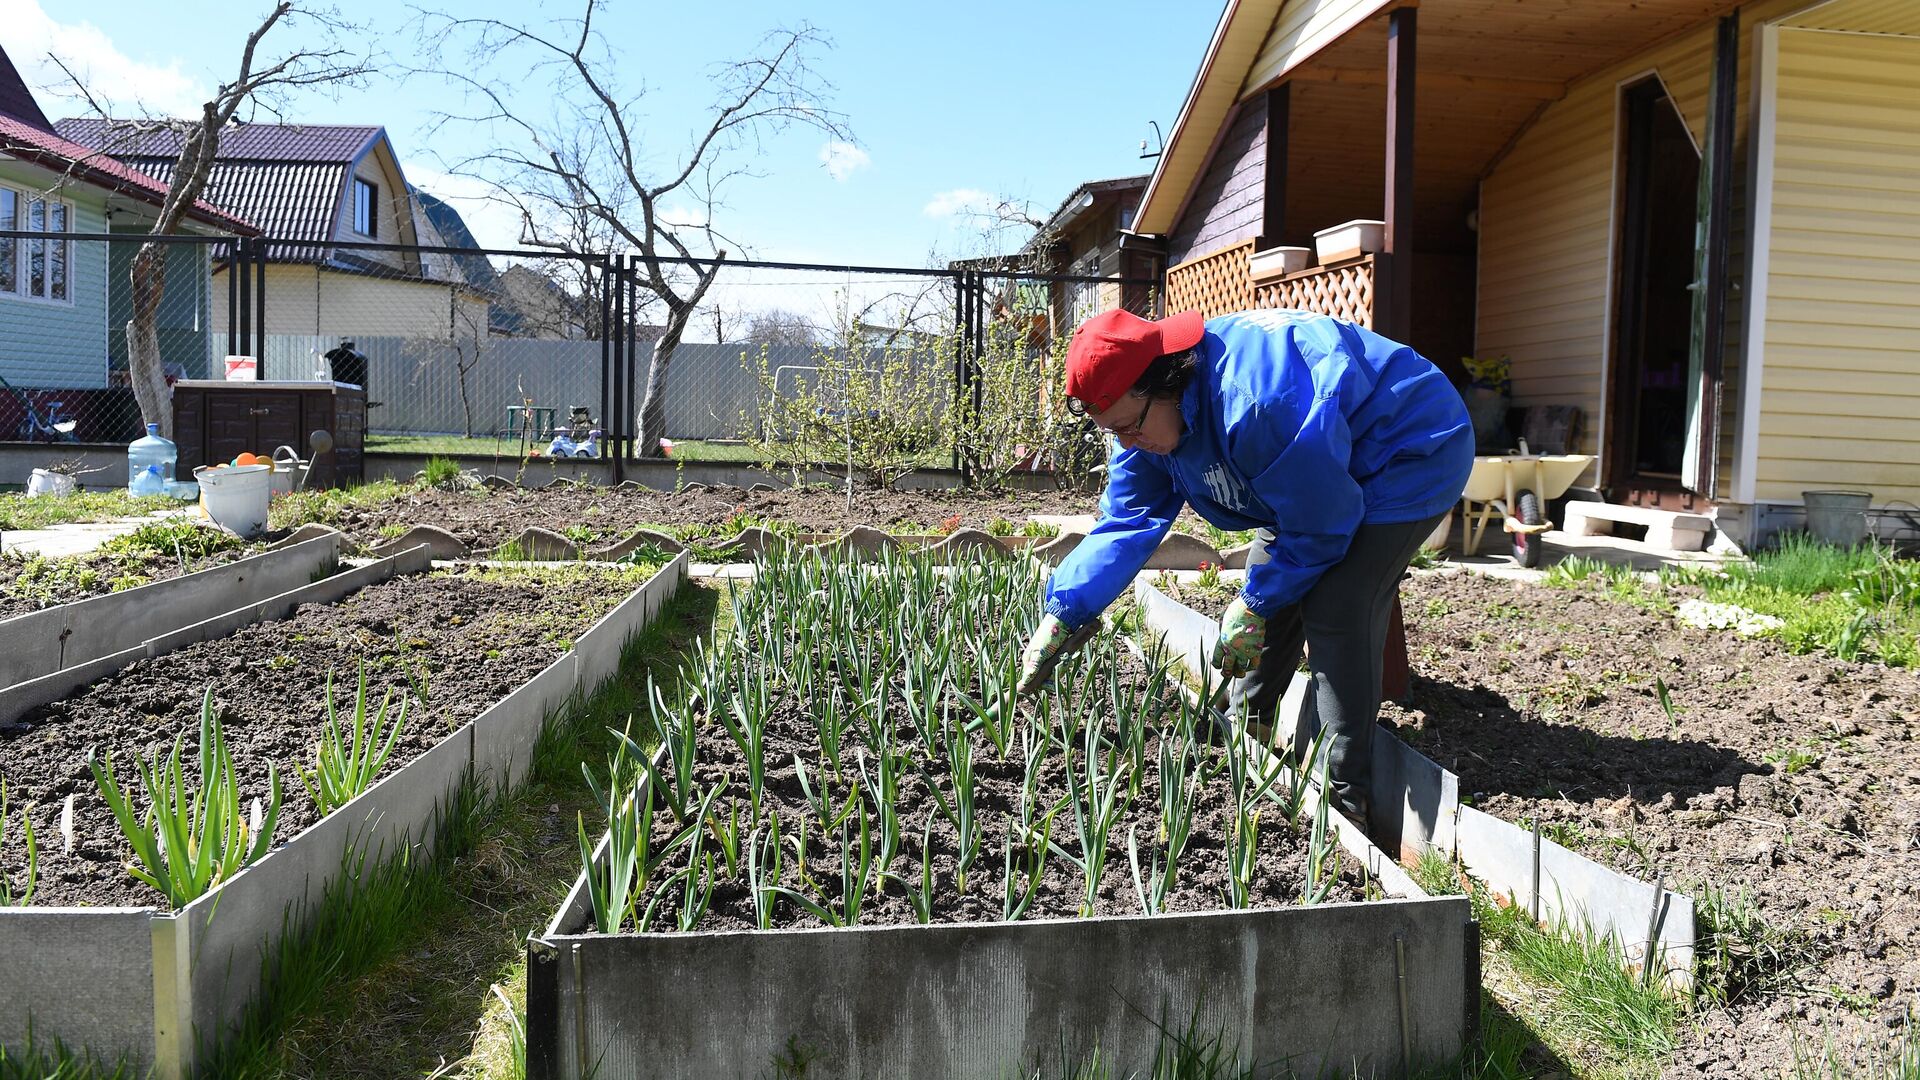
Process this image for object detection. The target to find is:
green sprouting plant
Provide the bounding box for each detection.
[746,817,785,930]
[87,689,282,908]
[295,668,410,817]
[771,789,874,927]
[1300,778,1342,907]
[1194,561,1223,590]
[1764,740,1822,775]
[1061,707,1133,917]
[1544,555,1606,588]
[421,456,461,487]
[1,777,37,906]
[1654,676,1679,736]
[100,518,244,563]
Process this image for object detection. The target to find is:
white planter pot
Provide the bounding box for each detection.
[1248,245,1312,280]
[26,469,78,497]
[1313,219,1385,264]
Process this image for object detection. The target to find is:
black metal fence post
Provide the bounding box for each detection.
[252,236,267,364]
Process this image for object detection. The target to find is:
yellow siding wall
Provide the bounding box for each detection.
[1756,29,1920,505]
[214,264,477,341]
[1475,0,1808,495]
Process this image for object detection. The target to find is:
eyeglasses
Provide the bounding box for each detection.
[1076,394,1154,440]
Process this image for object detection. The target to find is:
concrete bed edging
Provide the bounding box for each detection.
[0,531,342,693]
[1131,578,1698,988]
[0,552,690,1077]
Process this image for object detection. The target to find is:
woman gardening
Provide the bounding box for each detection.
[1016,307,1474,835]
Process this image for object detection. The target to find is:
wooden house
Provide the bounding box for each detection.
[1133,0,1920,546]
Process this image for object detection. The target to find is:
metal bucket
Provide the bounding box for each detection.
[1801,489,1872,547]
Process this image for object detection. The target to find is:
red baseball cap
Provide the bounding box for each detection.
[1065,309,1205,413]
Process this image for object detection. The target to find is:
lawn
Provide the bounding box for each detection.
[0,490,177,532]
[365,433,949,467]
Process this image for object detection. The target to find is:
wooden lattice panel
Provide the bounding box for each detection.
[1254,257,1375,328]
[1165,240,1256,318]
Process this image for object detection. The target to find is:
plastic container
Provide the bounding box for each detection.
[1312,218,1386,264]
[27,468,77,497]
[1248,245,1312,279]
[128,423,176,494]
[194,464,272,538]
[1801,489,1872,547]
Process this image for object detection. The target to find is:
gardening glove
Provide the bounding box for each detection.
[1211,597,1267,679]
[1016,614,1077,696]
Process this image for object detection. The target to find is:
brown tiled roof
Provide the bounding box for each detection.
[0,116,257,233]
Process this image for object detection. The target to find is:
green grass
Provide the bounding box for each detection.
[1696,537,1920,665]
[0,1026,136,1080]
[1411,850,1675,1077]
[1791,1019,1919,1080]
[268,478,415,532]
[0,490,176,532]
[250,582,721,1079]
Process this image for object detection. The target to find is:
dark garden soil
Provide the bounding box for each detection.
[304,482,1231,554]
[638,633,1367,935]
[0,563,655,908]
[1383,569,1920,1077]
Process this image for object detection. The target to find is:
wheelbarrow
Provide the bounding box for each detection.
[1459,452,1594,568]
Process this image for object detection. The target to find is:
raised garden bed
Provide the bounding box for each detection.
[531,550,1472,1078]
[2,560,660,908]
[0,552,689,1076]
[0,519,266,621]
[1387,568,1920,1074]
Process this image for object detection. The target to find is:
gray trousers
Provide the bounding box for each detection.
[1229,511,1446,820]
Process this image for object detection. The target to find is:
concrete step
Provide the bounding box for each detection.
[1563,501,1709,551]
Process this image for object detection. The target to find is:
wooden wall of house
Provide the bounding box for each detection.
[1755,27,1920,507]
[1167,95,1267,269]
[1475,0,1808,498]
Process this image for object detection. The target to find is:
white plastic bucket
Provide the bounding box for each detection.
[26,468,77,497]
[194,463,272,538]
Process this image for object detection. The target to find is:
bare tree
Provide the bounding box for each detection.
[50,3,371,437]
[417,0,852,456]
[741,308,827,348]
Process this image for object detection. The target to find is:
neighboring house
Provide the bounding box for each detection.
[492,263,594,340]
[1131,0,1920,546]
[0,46,254,439]
[1019,174,1155,331]
[55,118,491,356]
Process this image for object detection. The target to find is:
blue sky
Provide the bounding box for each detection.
[4,0,1215,271]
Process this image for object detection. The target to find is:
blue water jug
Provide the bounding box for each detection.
[128,423,177,496]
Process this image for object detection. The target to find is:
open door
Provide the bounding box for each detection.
[1682,14,1740,496]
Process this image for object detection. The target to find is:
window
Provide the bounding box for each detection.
[353,178,377,237]
[0,188,70,303]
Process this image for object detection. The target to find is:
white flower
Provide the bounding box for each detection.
[1675,598,1784,636]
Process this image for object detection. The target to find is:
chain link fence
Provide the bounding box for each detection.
[1,231,1158,487]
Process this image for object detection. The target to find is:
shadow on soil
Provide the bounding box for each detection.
[1397,674,1765,806]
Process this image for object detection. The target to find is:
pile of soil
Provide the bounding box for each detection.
[0,564,650,908]
[1387,570,1920,1075]
[623,623,1366,934]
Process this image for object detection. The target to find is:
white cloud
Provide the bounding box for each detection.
[922,188,996,219]
[817,140,869,182]
[2,0,207,118]
[657,204,709,228]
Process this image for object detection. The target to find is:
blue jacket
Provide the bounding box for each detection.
[1044,310,1474,627]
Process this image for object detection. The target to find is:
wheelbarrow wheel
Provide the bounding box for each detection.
[1511,489,1544,568]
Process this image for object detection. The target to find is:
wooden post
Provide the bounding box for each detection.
[1260,83,1290,251]
[1380,4,1417,343]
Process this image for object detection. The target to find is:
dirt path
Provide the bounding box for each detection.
[0,564,653,908]
[1389,570,1918,1076]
